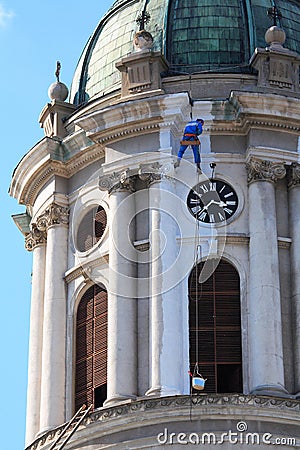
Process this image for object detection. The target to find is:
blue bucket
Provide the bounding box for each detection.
[192,376,206,391]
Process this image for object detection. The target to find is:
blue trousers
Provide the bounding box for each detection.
[178,143,201,163]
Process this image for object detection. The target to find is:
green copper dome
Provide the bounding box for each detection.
[70,0,300,105]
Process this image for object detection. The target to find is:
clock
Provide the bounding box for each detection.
[187,179,238,223]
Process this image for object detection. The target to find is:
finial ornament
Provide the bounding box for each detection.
[267,5,282,27]
[55,61,61,82]
[48,60,69,101]
[134,5,153,51]
[136,10,151,31]
[134,30,154,51]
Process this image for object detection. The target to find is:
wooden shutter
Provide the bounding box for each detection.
[94,206,107,243]
[189,260,242,393]
[75,285,108,410]
[76,206,107,252]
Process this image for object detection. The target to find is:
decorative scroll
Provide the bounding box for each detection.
[138,161,173,185]
[287,162,300,188]
[99,169,136,194]
[35,203,69,231]
[246,157,286,184]
[25,224,47,252]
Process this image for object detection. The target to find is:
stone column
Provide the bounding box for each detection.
[38,203,69,432]
[140,162,183,397]
[24,226,47,446]
[247,158,288,396]
[288,163,300,396]
[99,171,137,406]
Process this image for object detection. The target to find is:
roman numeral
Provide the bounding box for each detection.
[224,192,234,198]
[200,184,209,193]
[209,213,215,223]
[226,201,236,206]
[224,207,233,215]
[218,212,225,221]
[198,210,207,221]
[191,206,201,214]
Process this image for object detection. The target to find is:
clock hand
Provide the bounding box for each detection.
[204,199,227,208]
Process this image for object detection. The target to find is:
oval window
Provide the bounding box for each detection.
[76,206,107,252]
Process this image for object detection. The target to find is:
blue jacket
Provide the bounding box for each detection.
[183,121,203,137]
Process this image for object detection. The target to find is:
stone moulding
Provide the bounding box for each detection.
[25,394,300,450]
[64,255,109,284]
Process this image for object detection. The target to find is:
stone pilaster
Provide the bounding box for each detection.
[246,157,288,397]
[38,203,69,432]
[100,171,138,405]
[24,226,47,446]
[288,163,300,396]
[141,162,183,397]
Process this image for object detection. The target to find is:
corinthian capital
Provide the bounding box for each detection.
[138,161,173,185]
[246,157,286,184]
[36,203,69,231]
[287,162,300,188]
[25,224,47,251]
[99,169,136,193]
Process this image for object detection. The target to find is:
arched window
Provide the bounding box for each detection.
[189,260,242,393]
[75,285,107,410]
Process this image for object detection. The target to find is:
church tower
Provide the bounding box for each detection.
[10,1,300,448]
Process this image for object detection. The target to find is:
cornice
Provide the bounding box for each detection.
[74,93,190,144]
[10,139,104,206]
[10,91,300,208]
[64,255,109,284]
[26,394,300,450]
[230,91,300,122]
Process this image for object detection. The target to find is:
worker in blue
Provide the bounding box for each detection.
[175,118,204,173]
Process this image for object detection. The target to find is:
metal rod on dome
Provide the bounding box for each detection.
[267,4,282,27]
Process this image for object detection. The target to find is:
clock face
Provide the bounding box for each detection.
[187,179,238,223]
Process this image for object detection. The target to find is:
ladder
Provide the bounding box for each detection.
[49,404,93,450]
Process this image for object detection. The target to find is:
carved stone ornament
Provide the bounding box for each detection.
[138,161,173,185]
[35,203,69,231]
[287,162,300,188]
[133,30,154,52]
[25,224,47,252]
[99,169,136,194]
[246,157,286,184]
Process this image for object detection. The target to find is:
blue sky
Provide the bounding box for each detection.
[1,1,113,448]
